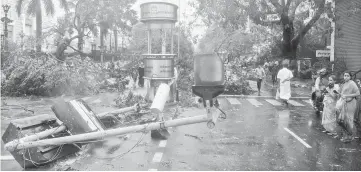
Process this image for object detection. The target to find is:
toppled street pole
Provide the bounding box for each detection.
[5,114,210,151]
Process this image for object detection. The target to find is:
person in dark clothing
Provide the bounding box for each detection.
[138,65,145,88]
[271,61,280,87]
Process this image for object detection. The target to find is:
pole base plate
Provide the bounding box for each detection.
[151,129,170,140]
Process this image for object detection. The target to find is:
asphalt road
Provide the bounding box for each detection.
[2,87,361,171]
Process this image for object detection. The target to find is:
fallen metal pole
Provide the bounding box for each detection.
[18,125,67,142]
[5,115,210,151]
[97,103,140,118]
[6,104,144,145]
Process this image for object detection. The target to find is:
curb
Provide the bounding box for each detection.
[291,83,312,89]
[265,80,311,89]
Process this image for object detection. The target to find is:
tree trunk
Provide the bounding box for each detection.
[100,30,104,48]
[114,29,118,52]
[35,0,42,52]
[78,34,85,60]
[281,15,298,60]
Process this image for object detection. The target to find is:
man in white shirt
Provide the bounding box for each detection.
[277,59,294,107]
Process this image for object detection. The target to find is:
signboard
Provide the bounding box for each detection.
[140,2,178,22]
[316,50,330,57]
[144,58,174,78]
[266,14,280,21]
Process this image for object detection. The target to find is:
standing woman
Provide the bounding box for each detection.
[322,75,339,136]
[354,79,361,125]
[338,71,360,142]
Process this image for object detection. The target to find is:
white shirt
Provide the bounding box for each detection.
[255,67,265,79]
[277,68,293,85]
[277,67,294,100]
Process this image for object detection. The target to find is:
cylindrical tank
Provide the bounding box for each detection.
[194,53,225,86]
[150,83,170,114]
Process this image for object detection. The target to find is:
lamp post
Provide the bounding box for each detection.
[1,34,4,51]
[1,4,13,52]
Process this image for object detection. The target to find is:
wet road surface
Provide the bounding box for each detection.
[2,91,361,171]
[155,98,361,171]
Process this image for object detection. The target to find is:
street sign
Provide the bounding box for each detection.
[266,14,280,21]
[140,2,178,22]
[144,58,174,78]
[316,50,330,57]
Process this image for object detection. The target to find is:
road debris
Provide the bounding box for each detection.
[185,133,203,140]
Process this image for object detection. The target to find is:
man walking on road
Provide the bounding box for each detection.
[277,60,293,107]
[271,61,280,87]
[255,63,266,96]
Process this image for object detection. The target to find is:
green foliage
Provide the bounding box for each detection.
[224,65,255,95]
[192,0,329,59]
[114,91,146,108]
[1,52,103,97]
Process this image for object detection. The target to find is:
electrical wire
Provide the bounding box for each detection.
[92,123,150,160]
[94,131,147,160]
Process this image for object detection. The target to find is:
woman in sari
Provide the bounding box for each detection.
[354,79,361,125]
[338,72,360,142]
[322,75,339,136]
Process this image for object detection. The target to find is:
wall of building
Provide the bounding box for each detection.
[1,0,36,50]
[335,0,361,78]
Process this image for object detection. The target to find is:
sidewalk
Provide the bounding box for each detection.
[290,78,313,89]
[264,76,313,89]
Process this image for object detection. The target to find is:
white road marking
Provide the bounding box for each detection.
[246,99,263,107]
[152,152,163,163]
[287,100,305,107]
[0,155,14,161]
[303,99,313,105]
[81,96,92,101]
[284,128,312,148]
[219,95,309,99]
[148,169,158,171]
[159,140,167,148]
[226,98,242,105]
[265,99,282,106]
[90,98,102,104]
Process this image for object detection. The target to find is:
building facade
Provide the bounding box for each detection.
[334,0,361,77]
[1,0,36,50]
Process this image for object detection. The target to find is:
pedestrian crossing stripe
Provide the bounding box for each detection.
[90,98,102,104]
[265,99,282,106]
[221,98,309,107]
[303,99,313,105]
[246,99,263,107]
[287,100,305,107]
[226,98,242,105]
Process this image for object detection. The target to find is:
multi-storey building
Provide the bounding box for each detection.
[1,0,36,50]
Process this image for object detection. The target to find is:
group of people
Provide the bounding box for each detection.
[254,59,293,107]
[255,59,361,143]
[313,68,361,143]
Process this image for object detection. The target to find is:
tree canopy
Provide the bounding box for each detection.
[192,0,331,59]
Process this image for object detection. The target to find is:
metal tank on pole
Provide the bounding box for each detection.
[140,1,178,103]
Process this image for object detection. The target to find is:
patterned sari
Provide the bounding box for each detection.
[339,80,360,135]
[322,84,340,133]
[355,87,361,125]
